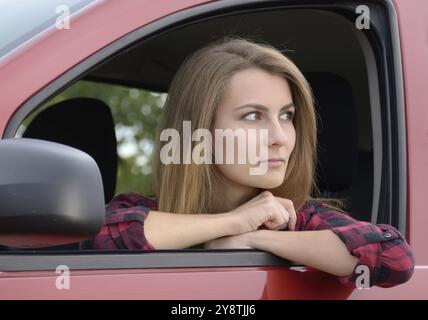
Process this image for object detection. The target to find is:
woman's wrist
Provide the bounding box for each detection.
[245,229,270,248]
[217,211,242,236]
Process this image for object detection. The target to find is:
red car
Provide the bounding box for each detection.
[0,0,427,299]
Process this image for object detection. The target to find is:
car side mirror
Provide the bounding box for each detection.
[0,138,105,248]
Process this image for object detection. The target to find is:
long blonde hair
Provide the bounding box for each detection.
[153,37,345,214]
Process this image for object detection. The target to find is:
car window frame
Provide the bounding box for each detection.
[0,249,296,272]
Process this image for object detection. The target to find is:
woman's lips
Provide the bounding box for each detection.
[258,158,286,167]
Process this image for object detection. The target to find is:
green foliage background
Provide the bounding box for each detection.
[19,80,167,197]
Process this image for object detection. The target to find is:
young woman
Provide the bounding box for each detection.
[80,37,414,288]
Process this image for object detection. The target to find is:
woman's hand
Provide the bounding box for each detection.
[227,191,297,234]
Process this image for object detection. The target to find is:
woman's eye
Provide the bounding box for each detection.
[242,112,260,121]
[280,111,294,121]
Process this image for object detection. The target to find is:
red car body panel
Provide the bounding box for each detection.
[0,267,353,300]
[0,0,427,299]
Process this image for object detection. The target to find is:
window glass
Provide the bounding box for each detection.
[17,80,166,196]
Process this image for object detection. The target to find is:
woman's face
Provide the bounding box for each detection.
[212,67,296,190]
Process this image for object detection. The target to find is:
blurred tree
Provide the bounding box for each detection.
[18,80,166,198]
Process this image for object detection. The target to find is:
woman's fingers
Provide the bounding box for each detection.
[245,191,293,230]
[275,196,297,231]
[229,191,298,233]
[262,200,288,230]
[274,200,290,229]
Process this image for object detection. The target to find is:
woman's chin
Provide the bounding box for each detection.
[249,177,284,190]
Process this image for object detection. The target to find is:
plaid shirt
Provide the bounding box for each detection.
[80,193,415,288]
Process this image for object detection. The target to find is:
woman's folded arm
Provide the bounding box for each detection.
[79,193,238,250]
[245,200,415,288]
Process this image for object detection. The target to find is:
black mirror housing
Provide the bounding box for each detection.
[0,138,105,248]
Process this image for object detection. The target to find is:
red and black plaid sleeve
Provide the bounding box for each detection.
[296,200,415,288]
[79,193,158,250]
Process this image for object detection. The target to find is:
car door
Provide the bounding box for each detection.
[0,0,414,299]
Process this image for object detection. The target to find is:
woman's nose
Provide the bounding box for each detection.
[267,119,287,147]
